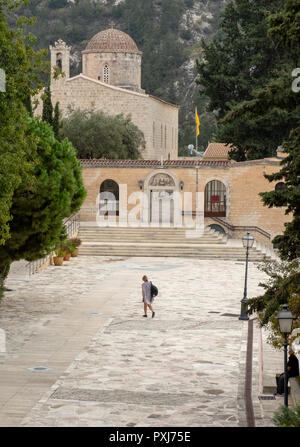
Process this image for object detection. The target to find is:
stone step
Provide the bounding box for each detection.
[78,227,227,244]
[79,237,226,244]
[78,246,265,261]
[81,242,242,248]
[79,253,264,261]
[78,234,223,240]
[76,225,266,260]
[78,227,220,234]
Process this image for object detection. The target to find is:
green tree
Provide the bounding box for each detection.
[225,0,300,260]
[0,1,86,295]
[244,0,300,349]
[52,101,61,139]
[259,0,300,261]
[61,108,145,159]
[0,0,48,291]
[42,83,53,125]
[196,0,296,161]
[247,258,300,346]
[0,117,86,278]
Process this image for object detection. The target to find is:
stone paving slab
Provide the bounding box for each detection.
[0,255,287,427]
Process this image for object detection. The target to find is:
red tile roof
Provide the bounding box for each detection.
[80,159,232,168]
[202,143,233,160]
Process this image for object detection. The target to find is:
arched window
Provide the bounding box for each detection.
[103,64,109,83]
[204,180,226,217]
[100,179,119,216]
[165,125,167,149]
[56,53,62,72]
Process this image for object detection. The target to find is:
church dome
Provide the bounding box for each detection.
[85,28,141,54]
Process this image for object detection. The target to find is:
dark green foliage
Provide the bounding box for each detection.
[273,405,300,427]
[48,0,68,9]
[261,126,300,261]
[0,117,86,268]
[267,0,300,50]
[247,259,300,331]
[245,0,300,353]
[52,101,61,139]
[42,83,53,125]
[197,0,285,117]
[196,0,297,161]
[0,0,48,296]
[225,0,300,261]
[0,2,86,296]
[42,84,62,139]
[61,108,145,160]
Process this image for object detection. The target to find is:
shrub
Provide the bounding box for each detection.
[55,247,68,258]
[69,237,81,248]
[273,405,300,427]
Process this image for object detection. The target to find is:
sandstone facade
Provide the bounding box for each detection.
[80,156,291,244]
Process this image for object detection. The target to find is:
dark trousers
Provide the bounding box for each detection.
[276,373,290,394]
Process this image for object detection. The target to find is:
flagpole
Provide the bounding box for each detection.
[195,107,198,152]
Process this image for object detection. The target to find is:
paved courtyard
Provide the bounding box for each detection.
[0,256,285,427]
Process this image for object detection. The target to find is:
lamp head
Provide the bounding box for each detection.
[275,304,295,334]
[242,232,254,249]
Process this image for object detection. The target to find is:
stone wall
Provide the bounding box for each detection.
[82,51,142,93]
[35,74,178,161]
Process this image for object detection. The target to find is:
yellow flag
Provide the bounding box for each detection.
[195,107,200,136]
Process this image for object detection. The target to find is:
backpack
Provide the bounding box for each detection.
[150,282,158,298]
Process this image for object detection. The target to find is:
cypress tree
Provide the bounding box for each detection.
[42,83,53,125]
[53,101,61,140]
[196,0,295,161]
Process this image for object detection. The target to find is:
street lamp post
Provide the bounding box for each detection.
[239,232,254,321]
[275,304,295,407]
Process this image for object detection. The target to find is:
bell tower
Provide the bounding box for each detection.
[50,39,71,81]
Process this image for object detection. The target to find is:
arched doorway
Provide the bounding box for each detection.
[204,180,227,217]
[99,179,119,216]
[146,172,178,225]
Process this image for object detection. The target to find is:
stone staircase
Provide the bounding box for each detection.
[78,225,268,261]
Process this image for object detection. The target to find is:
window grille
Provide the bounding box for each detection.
[103,65,109,83]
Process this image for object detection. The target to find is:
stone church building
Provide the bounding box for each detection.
[36,28,178,160]
[34,28,290,249]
